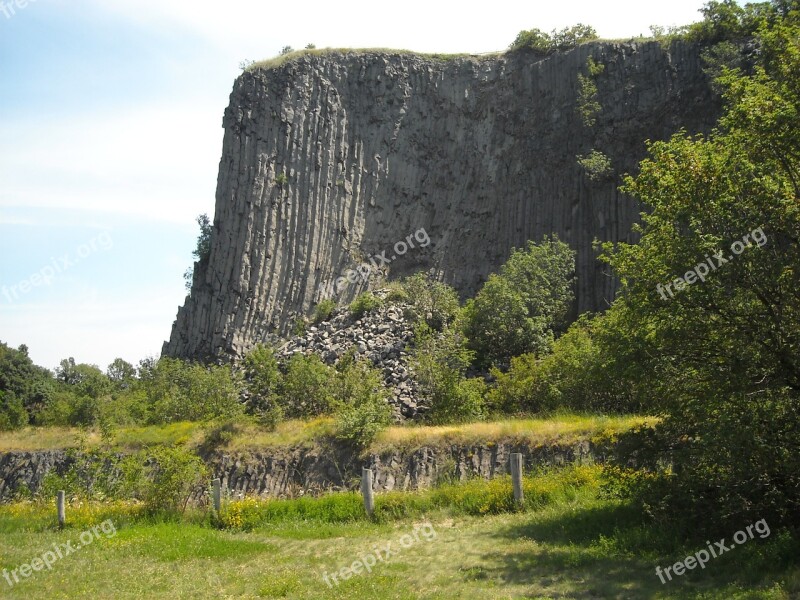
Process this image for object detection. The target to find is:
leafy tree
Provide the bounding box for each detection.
[411,324,485,424]
[107,358,136,388]
[487,311,647,415]
[462,236,575,369]
[600,12,800,533]
[0,341,54,419]
[510,24,598,53]
[56,358,111,399]
[144,358,243,424]
[185,213,213,291]
[280,45,294,56]
[0,390,27,430]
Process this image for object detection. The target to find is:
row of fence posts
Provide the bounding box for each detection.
[53,454,526,523]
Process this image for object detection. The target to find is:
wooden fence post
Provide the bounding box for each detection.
[56,490,65,528]
[510,453,524,506]
[212,478,221,513]
[361,468,374,517]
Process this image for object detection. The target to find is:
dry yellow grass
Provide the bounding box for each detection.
[0,415,654,454]
[371,414,656,452]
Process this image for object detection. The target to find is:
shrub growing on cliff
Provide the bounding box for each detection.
[462,236,575,369]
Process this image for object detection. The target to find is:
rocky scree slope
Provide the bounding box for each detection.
[272,290,423,420]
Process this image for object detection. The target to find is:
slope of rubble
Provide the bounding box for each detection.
[276,291,424,420]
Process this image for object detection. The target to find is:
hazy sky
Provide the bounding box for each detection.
[0,0,713,372]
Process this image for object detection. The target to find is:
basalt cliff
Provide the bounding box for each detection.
[163,41,720,361]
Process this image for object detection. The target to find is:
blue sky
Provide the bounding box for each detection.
[0,0,712,372]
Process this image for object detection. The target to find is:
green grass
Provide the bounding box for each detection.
[0,465,795,599]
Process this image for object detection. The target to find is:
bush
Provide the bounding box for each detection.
[399,273,461,330]
[278,354,335,418]
[411,324,485,424]
[510,24,598,53]
[577,149,613,181]
[140,446,207,514]
[144,358,243,424]
[242,345,283,428]
[462,236,575,369]
[349,291,382,318]
[332,356,391,447]
[312,299,337,323]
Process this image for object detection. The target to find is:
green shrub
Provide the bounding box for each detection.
[332,357,391,447]
[577,149,613,181]
[577,57,603,128]
[399,273,460,330]
[278,354,335,418]
[140,446,207,514]
[242,345,283,428]
[312,299,337,323]
[349,291,382,318]
[462,236,575,369]
[411,324,485,424]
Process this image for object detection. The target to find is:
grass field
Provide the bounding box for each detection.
[0,466,796,599]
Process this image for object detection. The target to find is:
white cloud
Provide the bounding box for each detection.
[0,103,222,224]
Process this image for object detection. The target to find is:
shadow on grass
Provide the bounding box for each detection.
[479,502,795,599]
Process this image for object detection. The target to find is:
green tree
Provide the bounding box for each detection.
[0,341,53,423]
[107,358,136,388]
[144,358,243,424]
[462,236,575,369]
[600,12,800,533]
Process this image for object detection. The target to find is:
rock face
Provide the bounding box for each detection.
[0,441,604,501]
[163,42,719,361]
